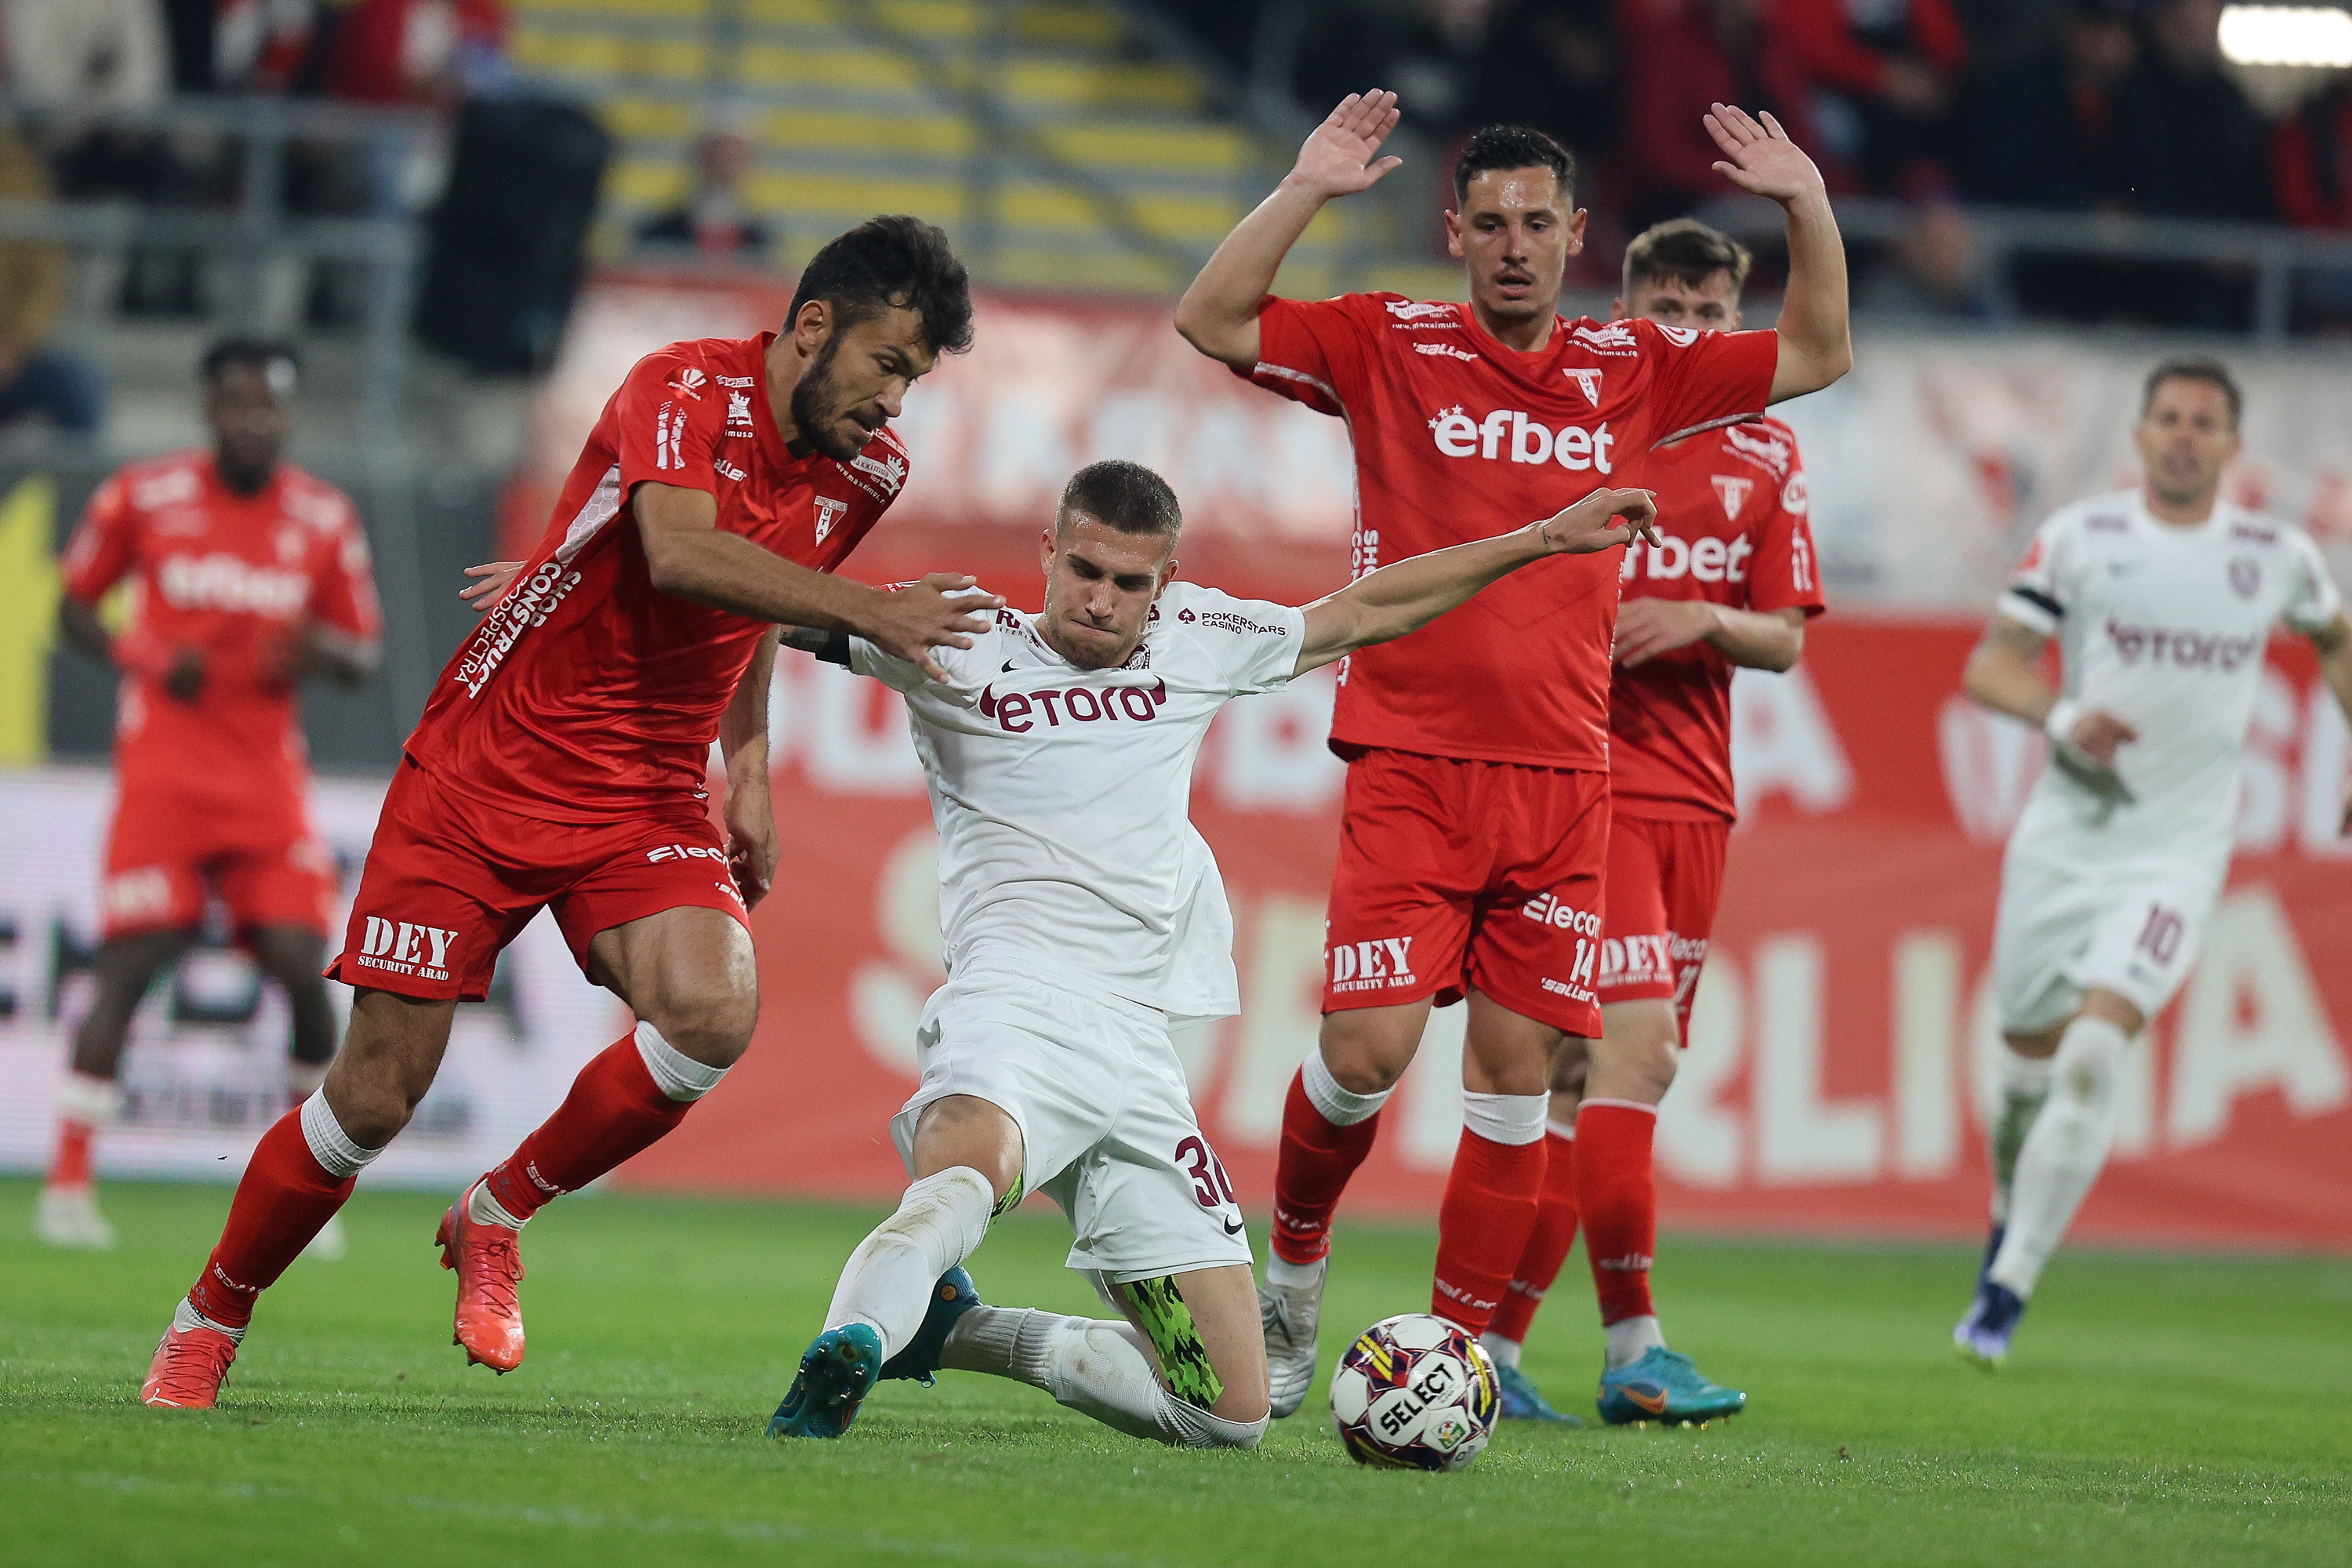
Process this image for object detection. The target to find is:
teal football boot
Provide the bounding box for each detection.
[1596,1347,1745,1425]
[768,1322,884,1439]
[1495,1362,1584,1425]
[878,1268,983,1386]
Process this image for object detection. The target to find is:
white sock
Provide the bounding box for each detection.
[174,1296,247,1345]
[299,1092,381,1180]
[1989,1014,2127,1300]
[1264,1253,1324,1290]
[1460,1091,1548,1147]
[1301,1046,1392,1127]
[469,1181,528,1230]
[633,1021,728,1101]
[941,1305,1265,1449]
[1988,1044,2055,1225]
[1480,1331,1522,1370]
[823,1167,995,1360]
[1605,1314,1665,1369]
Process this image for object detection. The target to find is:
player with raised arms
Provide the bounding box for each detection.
[1173,94,1851,1421]
[1482,220,1826,1425]
[138,216,1000,1409]
[768,459,1662,1448]
[40,340,380,1256]
[1954,358,2352,1365]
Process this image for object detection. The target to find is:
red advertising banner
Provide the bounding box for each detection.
[618,613,2352,1252]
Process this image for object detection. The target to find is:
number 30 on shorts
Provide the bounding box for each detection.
[1174,1135,1237,1211]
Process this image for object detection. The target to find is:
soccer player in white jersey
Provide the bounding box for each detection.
[767,459,1661,1446]
[1953,358,2352,1366]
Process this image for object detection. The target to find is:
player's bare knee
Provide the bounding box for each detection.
[641,986,758,1069]
[1318,1015,1416,1095]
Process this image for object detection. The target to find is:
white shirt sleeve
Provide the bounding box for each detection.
[2281,530,2346,634]
[1167,584,1307,695]
[1996,508,2080,637]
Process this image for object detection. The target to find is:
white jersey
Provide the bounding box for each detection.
[840,580,1305,1025]
[1998,489,2341,869]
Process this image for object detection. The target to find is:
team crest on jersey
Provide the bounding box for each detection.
[1564,368,1603,404]
[1413,341,1479,362]
[727,390,755,428]
[1385,299,1456,321]
[1710,475,1752,519]
[814,496,848,543]
[2229,555,2261,598]
[666,366,707,401]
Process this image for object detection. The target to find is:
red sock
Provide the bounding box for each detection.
[1269,1069,1382,1265]
[1488,1128,1577,1344]
[1432,1129,1546,1334]
[483,1034,693,1222]
[1575,1101,1659,1324]
[187,1109,355,1328]
[50,1120,96,1189]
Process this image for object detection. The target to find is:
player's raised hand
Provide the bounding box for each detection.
[869,572,1005,683]
[1287,91,1405,200]
[2063,708,2138,768]
[1534,487,1660,555]
[461,560,525,613]
[1705,103,1827,207]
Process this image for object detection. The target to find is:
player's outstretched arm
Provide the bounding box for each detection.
[2307,609,2352,833]
[1704,103,1852,404]
[1965,615,2135,767]
[1294,487,1657,677]
[1173,90,1403,368]
[634,481,1001,681]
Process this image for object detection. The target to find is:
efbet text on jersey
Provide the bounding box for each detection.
[454,558,586,698]
[1427,406,1616,472]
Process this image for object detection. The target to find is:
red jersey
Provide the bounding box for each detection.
[1243,295,1777,769]
[406,332,906,823]
[60,452,382,817]
[1609,416,1824,821]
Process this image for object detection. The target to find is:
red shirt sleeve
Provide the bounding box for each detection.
[1775,0,1892,96]
[1234,294,1380,416]
[60,474,138,604]
[1743,443,1827,616]
[1638,321,1779,442]
[309,491,385,644]
[613,347,724,499]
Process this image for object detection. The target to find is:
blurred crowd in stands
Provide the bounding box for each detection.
[1158,0,2352,327]
[0,0,516,441]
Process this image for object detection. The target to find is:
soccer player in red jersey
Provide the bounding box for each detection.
[1483,220,1827,1425]
[1175,96,1851,1420]
[140,216,1001,1409]
[38,341,381,1254]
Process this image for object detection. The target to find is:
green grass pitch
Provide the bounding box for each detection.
[2,1176,2347,1567]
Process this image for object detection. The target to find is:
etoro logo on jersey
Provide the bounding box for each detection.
[976,680,1169,733]
[1428,405,1616,472]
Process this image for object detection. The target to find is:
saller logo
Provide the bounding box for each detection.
[357,917,458,982]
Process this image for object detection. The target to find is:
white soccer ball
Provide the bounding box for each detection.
[1328,1312,1500,1471]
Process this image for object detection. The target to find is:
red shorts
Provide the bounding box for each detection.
[1594,811,1730,1030]
[1321,749,1609,1038]
[327,759,749,1002]
[101,786,333,942]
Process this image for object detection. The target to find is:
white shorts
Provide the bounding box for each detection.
[890,971,1252,1285]
[1991,844,2219,1034]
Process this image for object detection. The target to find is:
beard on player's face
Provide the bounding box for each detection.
[788,336,873,462]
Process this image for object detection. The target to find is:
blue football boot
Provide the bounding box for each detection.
[1953,1281,2027,1370]
[878,1267,983,1387]
[1495,1362,1584,1425]
[1595,1347,1746,1425]
[768,1322,884,1439]
[1975,1224,2006,1294]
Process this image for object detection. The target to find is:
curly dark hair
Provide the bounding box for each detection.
[1452,125,1576,206]
[788,215,975,357]
[1059,459,1182,539]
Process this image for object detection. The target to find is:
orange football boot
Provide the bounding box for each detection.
[437,1184,527,1373]
[141,1315,239,1408]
